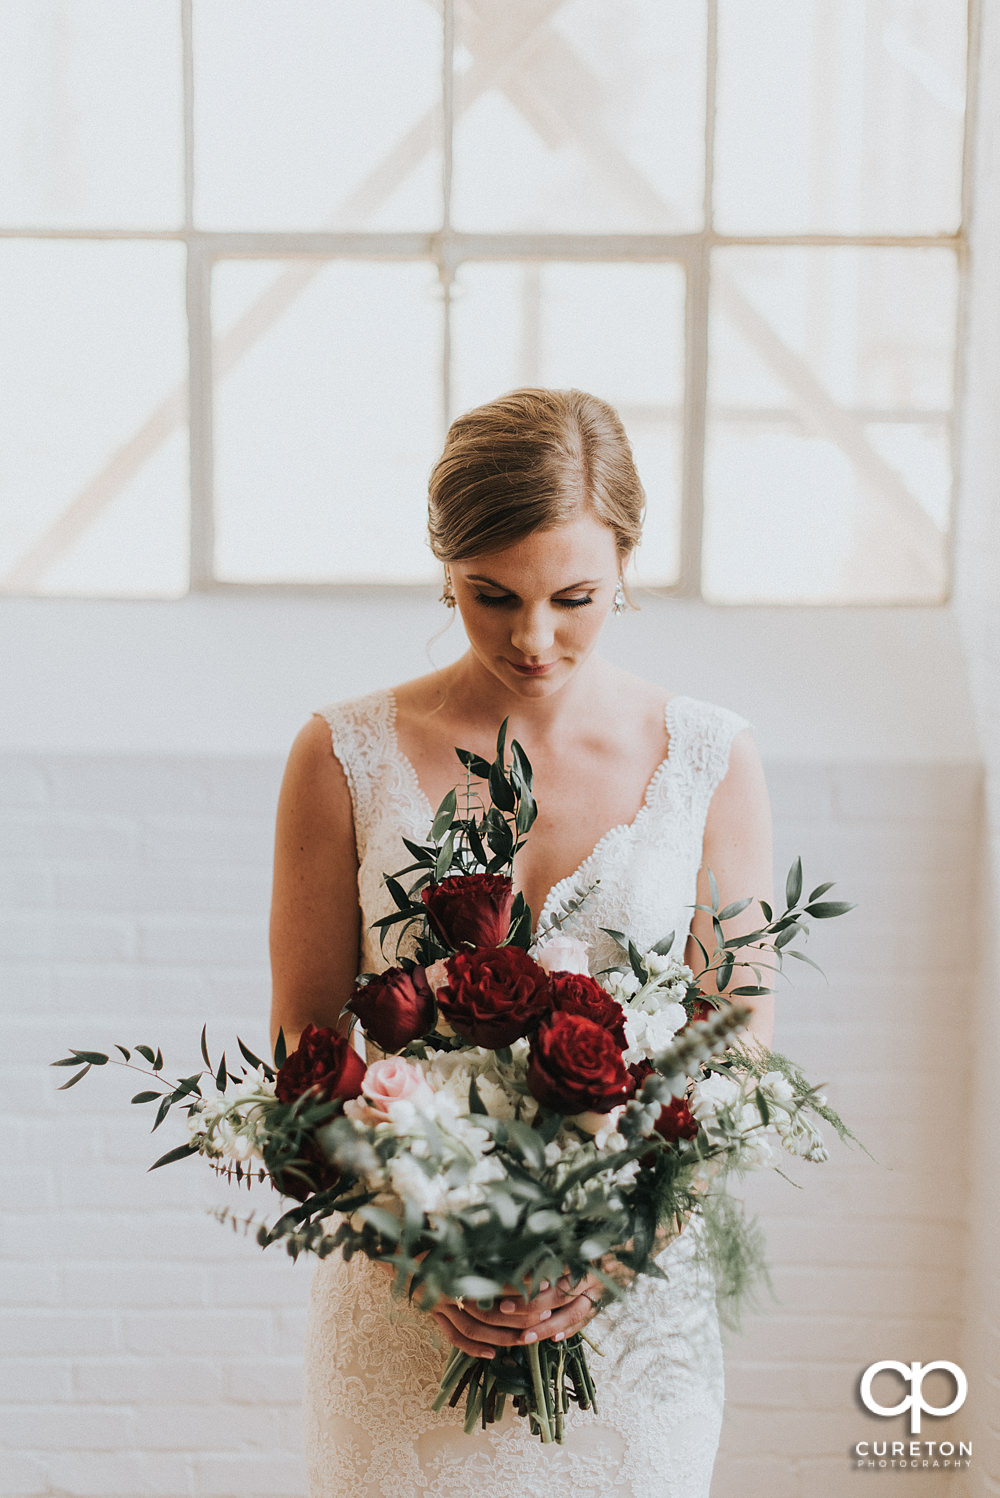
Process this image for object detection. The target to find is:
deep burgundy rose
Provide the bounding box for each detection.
[436,946,552,1048]
[422,873,515,951]
[345,967,435,1052]
[272,1024,367,1201]
[528,1012,633,1114]
[630,1060,700,1143]
[274,1023,367,1105]
[549,971,628,1049]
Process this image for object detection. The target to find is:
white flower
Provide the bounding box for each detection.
[534,933,591,976]
[389,1155,449,1215]
[689,1073,742,1121]
[606,970,641,1002]
[761,1071,796,1108]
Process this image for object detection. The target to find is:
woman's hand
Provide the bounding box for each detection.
[373,1261,604,1359]
[429,1273,604,1358]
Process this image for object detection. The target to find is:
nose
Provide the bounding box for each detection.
[509,604,555,660]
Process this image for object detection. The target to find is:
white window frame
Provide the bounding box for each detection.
[0,0,977,602]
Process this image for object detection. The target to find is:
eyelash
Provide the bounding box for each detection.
[474,593,593,610]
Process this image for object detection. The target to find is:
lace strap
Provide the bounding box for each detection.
[315,689,395,855]
[661,694,752,834]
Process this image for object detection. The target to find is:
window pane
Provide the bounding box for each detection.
[714,0,967,234]
[452,0,706,232]
[0,0,183,229]
[213,261,442,583]
[703,246,957,603]
[0,241,188,597]
[194,0,442,231]
[450,261,685,584]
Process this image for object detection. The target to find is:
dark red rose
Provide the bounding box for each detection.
[436,946,552,1048]
[274,1024,367,1106]
[345,967,435,1053]
[422,873,515,951]
[630,1060,700,1143]
[272,1144,340,1203]
[272,1024,366,1201]
[528,1012,633,1114]
[549,972,628,1049]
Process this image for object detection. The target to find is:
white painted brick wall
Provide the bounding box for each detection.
[0,752,980,1498]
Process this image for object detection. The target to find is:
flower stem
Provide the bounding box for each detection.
[526,1341,553,1444]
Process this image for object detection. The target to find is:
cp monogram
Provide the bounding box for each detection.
[860,1361,968,1435]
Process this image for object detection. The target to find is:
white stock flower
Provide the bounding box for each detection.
[689,1073,742,1122]
[760,1071,796,1109]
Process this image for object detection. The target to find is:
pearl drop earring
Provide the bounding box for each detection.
[612,578,627,616]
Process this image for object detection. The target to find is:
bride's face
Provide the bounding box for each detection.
[450,512,623,697]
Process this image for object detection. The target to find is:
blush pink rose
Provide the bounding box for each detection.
[535,933,591,977]
[344,1057,434,1126]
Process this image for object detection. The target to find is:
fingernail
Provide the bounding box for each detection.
[539,1310,552,1321]
[539,1280,550,1291]
[553,1332,565,1343]
[500,1300,518,1314]
[480,1350,495,1358]
[522,1331,538,1344]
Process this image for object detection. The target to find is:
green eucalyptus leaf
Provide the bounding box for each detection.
[431,788,458,841]
[149,1142,199,1171]
[468,1074,487,1116]
[805,900,855,919]
[152,1095,172,1132]
[785,857,803,909]
[433,833,456,882]
[274,1028,288,1069]
[651,932,676,956]
[510,739,534,790]
[808,881,836,902]
[131,1090,160,1104]
[153,1048,164,1072]
[115,1045,131,1062]
[755,1087,770,1126]
[715,956,734,993]
[760,900,773,923]
[215,1054,227,1091]
[717,898,752,923]
[384,875,413,912]
[237,1037,272,1077]
[488,759,516,813]
[455,747,491,779]
[783,948,828,976]
[627,941,646,981]
[200,1025,211,1069]
[707,868,720,912]
[70,1050,108,1066]
[57,1064,92,1090]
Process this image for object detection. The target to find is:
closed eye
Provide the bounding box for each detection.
[473,592,593,610]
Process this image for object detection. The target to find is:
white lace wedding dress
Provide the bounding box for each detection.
[303,688,750,1498]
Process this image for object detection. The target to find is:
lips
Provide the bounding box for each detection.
[509,660,556,676]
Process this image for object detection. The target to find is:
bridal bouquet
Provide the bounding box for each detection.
[53,724,855,1444]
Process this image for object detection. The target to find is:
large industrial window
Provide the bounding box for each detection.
[0,1,970,602]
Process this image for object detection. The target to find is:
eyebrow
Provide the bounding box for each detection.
[467,574,602,592]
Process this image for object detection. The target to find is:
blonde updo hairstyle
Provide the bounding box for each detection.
[427,389,645,575]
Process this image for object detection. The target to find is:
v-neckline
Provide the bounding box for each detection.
[384,689,683,934]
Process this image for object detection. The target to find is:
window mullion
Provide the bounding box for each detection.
[187,241,214,589]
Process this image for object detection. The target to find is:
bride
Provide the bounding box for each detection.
[269,387,774,1497]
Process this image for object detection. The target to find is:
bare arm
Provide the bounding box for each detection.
[685,728,775,1049]
[269,715,362,1056]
